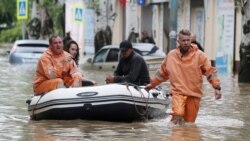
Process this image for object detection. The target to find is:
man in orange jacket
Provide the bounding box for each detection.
[33,35,83,95]
[145,29,222,124]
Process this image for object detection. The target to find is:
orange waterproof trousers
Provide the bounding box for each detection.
[171,93,201,122]
[34,78,64,95]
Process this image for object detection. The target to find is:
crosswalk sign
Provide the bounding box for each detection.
[17,0,28,20]
[74,7,83,23]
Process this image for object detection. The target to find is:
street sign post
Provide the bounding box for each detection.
[17,0,28,20]
[74,6,83,24]
[17,0,28,39]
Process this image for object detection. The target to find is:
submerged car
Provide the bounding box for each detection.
[82,43,166,71]
[9,40,49,64]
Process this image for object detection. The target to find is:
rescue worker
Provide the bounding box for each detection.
[33,35,83,95]
[105,40,150,85]
[145,29,222,124]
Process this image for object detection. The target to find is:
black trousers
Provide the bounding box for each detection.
[82,80,94,86]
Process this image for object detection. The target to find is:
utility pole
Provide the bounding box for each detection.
[21,21,25,39]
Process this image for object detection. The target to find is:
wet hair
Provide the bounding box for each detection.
[178,29,191,36]
[64,40,80,65]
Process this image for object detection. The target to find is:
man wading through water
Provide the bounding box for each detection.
[145,29,222,124]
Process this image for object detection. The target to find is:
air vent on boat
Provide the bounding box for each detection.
[76,92,98,97]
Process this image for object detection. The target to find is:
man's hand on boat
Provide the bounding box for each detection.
[71,78,82,87]
[144,84,154,91]
[105,74,114,84]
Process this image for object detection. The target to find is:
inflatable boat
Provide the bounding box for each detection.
[27,83,170,122]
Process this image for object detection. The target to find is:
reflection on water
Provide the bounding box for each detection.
[0,47,250,141]
[169,124,201,141]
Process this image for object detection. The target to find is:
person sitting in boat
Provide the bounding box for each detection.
[64,39,80,66]
[33,35,84,95]
[64,40,96,86]
[105,40,150,85]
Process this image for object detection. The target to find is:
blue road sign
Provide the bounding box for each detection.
[75,8,83,22]
[17,0,28,20]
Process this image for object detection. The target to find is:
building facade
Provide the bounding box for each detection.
[65,0,241,74]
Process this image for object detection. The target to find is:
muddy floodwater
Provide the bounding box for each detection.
[0,46,249,141]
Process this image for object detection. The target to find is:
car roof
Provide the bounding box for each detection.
[14,39,49,45]
[101,43,156,49]
[99,43,165,57]
[101,45,119,49]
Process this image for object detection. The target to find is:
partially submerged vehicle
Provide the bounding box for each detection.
[83,43,165,71]
[9,40,49,64]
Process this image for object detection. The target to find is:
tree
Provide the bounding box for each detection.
[0,0,16,30]
[238,0,250,82]
[35,0,64,39]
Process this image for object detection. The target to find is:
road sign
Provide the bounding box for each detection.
[74,7,83,23]
[17,0,28,20]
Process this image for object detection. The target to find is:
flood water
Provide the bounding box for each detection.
[0,46,250,141]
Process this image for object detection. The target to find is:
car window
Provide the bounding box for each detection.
[106,49,119,62]
[93,49,108,63]
[15,43,48,53]
[17,43,48,48]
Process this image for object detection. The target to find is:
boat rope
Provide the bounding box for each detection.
[123,83,150,117]
[31,94,45,119]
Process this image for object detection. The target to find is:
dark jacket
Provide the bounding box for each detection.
[114,52,150,85]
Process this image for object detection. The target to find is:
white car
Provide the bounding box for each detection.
[83,43,166,71]
[8,40,49,64]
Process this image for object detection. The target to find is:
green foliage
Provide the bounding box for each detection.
[41,0,64,36]
[92,0,100,16]
[0,0,16,26]
[0,0,64,42]
[49,4,64,36]
[0,22,22,43]
[0,0,29,43]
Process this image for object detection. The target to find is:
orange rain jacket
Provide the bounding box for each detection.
[33,48,83,95]
[150,44,220,98]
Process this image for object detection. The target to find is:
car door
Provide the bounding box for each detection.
[92,48,109,70]
[92,48,119,70]
[105,48,120,70]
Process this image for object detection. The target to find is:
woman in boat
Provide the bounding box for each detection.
[64,40,80,65]
[64,40,96,86]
